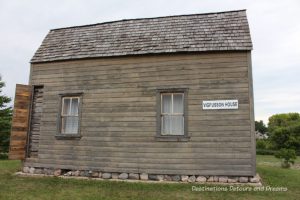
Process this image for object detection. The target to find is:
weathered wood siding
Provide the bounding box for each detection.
[9,84,32,160]
[25,52,255,176]
[28,86,44,158]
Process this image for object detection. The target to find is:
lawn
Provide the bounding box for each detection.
[0,156,299,200]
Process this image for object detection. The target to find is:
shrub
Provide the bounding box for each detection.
[269,119,300,153]
[256,139,267,149]
[256,149,278,155]
[0,153,8,160]
[256,139,276,155]
[275,148,297,168]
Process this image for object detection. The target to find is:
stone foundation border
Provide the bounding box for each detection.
[20,167,262,186]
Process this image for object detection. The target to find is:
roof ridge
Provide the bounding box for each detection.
[51,9,247,31]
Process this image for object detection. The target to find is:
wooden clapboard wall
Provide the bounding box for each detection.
[9,84,32,160]
[25,52,255,176]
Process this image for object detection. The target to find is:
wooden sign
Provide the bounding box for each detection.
[203,100,238,110]
[9,84,32,160]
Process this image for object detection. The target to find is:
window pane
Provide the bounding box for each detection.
[70,98,79,115]
[162,94,172,113]
[171,116,184,135]
[173,94,183,113]
[62,116,78,134]
[161,115,171,135]
[62,98,71,115]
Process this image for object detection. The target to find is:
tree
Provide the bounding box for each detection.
[0,76,12,153]
[255,120,268,134]
[268,113,300,167]
[275,148,297,168]
[268,113,300,155]
[268,113,300,133]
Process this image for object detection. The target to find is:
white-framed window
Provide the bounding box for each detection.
[161,93,184,135]
[61,97,80,134]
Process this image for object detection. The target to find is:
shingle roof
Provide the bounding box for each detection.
[31,10,252,63]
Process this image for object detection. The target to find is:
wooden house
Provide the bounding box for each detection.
[9,10,256,181]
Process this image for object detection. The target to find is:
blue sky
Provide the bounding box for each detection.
[0,0,299,124]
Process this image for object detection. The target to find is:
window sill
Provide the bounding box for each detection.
[55,134,82,140]
[155,135,190,142]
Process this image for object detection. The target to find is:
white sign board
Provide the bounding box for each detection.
[202,100,238,110]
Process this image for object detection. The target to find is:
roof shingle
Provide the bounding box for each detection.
[31,10,252,63]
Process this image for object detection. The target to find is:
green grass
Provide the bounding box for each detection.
[0,156,299,200]
[257,155,300,169]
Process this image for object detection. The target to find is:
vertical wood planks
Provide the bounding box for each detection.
[28,86,43,158]
[9,84,32,160]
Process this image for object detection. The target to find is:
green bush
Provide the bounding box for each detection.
[275,148,297,168]
[269,123,300,152]
[256,139,276,155]
[256,139,267,149]
[257,149,278,155]
[268,113,300,155]
[0,153,8,160]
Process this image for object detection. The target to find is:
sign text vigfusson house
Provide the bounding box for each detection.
[203,100,239,110]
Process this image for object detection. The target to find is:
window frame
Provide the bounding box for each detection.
[56,93,83,139]
[156,88,189,141]
[161,93,185,135]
